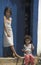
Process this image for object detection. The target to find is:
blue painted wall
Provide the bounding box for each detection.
[16,0,25,56]
[0,1,3,56]
[32,0,38,55]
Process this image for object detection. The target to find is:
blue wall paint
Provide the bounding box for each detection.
[0,0,17,56]
[32,0,38,55]
[16,0,25,56]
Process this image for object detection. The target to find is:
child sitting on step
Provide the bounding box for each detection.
[22,35,35,65]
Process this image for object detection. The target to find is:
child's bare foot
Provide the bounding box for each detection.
[13,53,16,57]
[15,54,22,58]
[13,53,21,58]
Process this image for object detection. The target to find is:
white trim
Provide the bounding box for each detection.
[37,0,41,56]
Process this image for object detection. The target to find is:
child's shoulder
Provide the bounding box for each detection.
[10,17,12,21]
[4,16,7,21]
[24,44,27,48]
[4,16,6,19]
[28,43,32,47]
[24,44,25,46]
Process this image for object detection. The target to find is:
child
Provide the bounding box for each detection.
[4,7,21,58]
[22,35,35,65]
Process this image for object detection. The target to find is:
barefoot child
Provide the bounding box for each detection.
[22,35,35,65]
[4,7,21,58]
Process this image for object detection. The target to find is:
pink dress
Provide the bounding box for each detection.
[24,44,35,65]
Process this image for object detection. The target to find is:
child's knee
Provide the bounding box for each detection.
[24,55,30,63]
[25,55,29,59]
[30,54,35,60]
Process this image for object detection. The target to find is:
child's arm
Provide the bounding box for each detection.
[22,49,28,53]
[31,44,34,50]
[22,44,28,53]
[4,17,10,37]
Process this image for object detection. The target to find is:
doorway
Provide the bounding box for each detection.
[0,0,38,57]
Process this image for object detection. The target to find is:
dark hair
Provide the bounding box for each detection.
[24,35,32,44]
[4,7,12,16]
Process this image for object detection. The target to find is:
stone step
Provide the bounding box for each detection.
[0,57,41,65]
[0,57,23,65]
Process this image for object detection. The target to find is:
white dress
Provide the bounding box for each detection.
[4,16,14,47]
[24,44,32,55]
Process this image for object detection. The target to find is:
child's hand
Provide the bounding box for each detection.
[22,49,28,53]
[21,49,25,52]
[22,49,24,51]
[32,46,34,50]
[31,44,34,50]
[7,33,11,37]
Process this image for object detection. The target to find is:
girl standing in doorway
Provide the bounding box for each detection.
[4,7,20,57]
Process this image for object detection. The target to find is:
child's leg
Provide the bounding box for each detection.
[24,55,30,65]
[3,47,8,57]
[10,45,21,58]
[10,45,18,57]
[29,54,35,65]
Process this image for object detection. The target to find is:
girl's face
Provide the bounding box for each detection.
[25,39,30,45]
[6,10,11,18]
